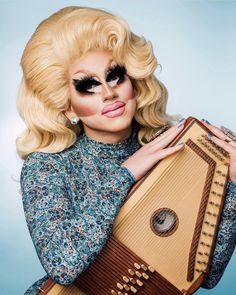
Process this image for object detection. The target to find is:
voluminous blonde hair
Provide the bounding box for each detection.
[16,6,178,160]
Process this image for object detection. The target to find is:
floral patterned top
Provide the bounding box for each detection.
[21,125,236,294]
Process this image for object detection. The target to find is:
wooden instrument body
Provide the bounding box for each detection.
[38,117,230,295]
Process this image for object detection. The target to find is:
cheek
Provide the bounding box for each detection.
[74,103,96,116]
[70,87,99,117]
[119,79,136,100]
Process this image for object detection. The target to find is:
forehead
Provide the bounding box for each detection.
[69,49,116,76]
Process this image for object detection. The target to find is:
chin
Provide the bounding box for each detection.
[104,118,133,131]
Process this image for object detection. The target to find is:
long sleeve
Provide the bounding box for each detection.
[202,181,236,289]
[21,152,136,286]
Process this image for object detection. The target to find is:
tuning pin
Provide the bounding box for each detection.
[123,284,130,291]
[141,264,148,271]
[200,241,211,247]
[134,263,141,270]
[135,271,142,278]
[130,286,138,293]
[196,269,206,273]
[129,277,136,284]
[148,265,155,273]
[136,279,143,286]
[128,269,135,276]
[122,276,129,283]
[142,273,149,280]
[117,283,123,290]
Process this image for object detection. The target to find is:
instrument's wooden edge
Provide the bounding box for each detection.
[192,168,229,293]
[185,139,216,281]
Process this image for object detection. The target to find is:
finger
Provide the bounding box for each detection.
[151,119,186,145]
[226,139,236,148]
[150,119,185,143]
[152,123,185,151]
[155,142,185,161]
[201,119,232,142]
[208,134,236,156]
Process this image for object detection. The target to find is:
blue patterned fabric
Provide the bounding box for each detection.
[21,126,236,294]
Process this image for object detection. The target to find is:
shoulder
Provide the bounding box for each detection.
[20,152,66,189]
[20,140,82,182]
[21,152,62,174]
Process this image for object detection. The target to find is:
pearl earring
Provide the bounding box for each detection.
[71,116,79,125]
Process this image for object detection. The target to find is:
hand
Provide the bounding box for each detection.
[122,119,186,181]
[201,119,236,182]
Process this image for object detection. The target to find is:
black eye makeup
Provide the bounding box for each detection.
[106,64,126,85]
[73,77,101,94]
[73,64,127,95]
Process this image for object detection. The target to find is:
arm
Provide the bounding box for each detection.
[202,181,236,289]
[21,153,136,286]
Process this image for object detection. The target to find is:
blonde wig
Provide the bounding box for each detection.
[16,6,178,159]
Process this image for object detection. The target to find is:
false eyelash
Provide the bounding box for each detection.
[73,64,127,94]
[106,64,126,83]
[73,77,101,93]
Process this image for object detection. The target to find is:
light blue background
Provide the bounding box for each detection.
[0,0,235,294]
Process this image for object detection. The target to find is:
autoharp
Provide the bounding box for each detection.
[38,117,230,295]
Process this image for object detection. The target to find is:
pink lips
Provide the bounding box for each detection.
[102,101,126,115]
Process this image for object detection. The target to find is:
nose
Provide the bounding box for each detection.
[102,81,118,101]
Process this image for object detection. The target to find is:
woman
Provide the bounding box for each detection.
[16,6,236,294]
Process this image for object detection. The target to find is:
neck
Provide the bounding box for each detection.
[82,125,133,144]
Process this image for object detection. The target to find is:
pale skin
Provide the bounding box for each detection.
[65,49,236,182]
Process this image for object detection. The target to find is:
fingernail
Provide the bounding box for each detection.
[177,142,185,146]
[201,118,211,125]
[207,133,213,140]
[178,117,185,123]
[177,123,184,128]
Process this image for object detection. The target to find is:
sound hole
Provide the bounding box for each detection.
[150,208,179,237]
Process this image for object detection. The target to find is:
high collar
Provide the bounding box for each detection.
[77,125,141,161]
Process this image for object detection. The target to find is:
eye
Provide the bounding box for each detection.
[106,65,126,87]
[73,78,102,94]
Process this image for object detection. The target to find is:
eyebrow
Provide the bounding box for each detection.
[73,58,114,76]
